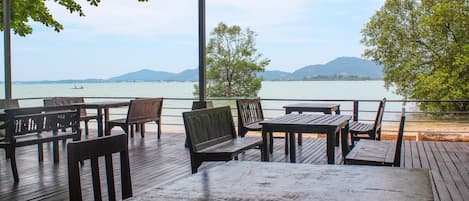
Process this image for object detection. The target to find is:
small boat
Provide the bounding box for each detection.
[72,85,84,89]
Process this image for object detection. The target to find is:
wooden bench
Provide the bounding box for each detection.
[345,109,405,167]
[0,105,81,182]
[183,106,264,173]
[106,98,163,138]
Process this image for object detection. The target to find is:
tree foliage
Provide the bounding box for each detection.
[0,0,147,36]
[361,0,468,112]
[200,22,270,97]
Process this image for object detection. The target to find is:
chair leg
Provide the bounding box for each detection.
[157,121,161,139]
[53,140,59,163]
[130,125,134,138]
[191,158,202,174]
[38,144,44,162]
[9,147,19,182]
[84,120,89,136]
[140,123,145,138]
[135,123,140,132]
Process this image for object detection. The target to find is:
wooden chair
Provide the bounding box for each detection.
[349,98,386,145]
[345,108,406,167]
[0,105,81,182]
[43,97,98,135]
[106,98,163,138]
[183,106,264,173]
[236,98,264,137]
[236,98,288,153]
[67,134,132,201]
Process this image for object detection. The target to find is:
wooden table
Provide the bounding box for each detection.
[260,114,351,164]
[284,103,341,145]
[126,161,434,201]
[79,101,130,137]
[284,102,341,114]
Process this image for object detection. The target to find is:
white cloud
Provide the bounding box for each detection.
[47,0,197,37]
[45,0,312,39]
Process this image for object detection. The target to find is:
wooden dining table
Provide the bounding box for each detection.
[283,102,341,114]
[126,161,434,201]
[78,101,130,137]
[283,103,341,145]
[260,114,351,164]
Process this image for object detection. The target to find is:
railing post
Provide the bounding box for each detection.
[352,100,359,121]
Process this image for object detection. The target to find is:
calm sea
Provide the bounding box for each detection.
[5,80,401,100]
[1,81,412,123]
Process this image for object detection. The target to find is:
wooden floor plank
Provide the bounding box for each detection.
[0,131,468,201]
[437,142,469,200]
[423,141,453,201]
[411,141,422,168]
[403,141,412,168]
[431,141,465,201]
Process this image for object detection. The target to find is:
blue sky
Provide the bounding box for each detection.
[1,0,384,81]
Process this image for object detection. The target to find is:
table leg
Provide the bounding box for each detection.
[269,132,274,154]
[289,132,296,163]
[326,130,335,164]
[341,121,351,157]
[261,130,270,161]
[327,109,340,147]
[284,132,289,155]
[97,107,104,137]
[298,111,302,146]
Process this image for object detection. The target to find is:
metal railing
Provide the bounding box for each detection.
[13,97,469,141]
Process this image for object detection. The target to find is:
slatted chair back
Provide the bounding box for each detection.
[372,98,386,140]
[0,99,19,109]
[393,108,406,167]
[44,97,87,117]
[236,98,264,137]
[125,98,163,124]
[5,105,81,138]
[183,106,236,153]
[67,134,132,201]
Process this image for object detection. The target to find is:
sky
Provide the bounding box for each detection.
[1,0,385,81]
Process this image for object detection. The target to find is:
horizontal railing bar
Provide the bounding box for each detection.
[11,97,469,138]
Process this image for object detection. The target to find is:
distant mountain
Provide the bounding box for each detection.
[106,57,382,82]
[171,69,198,81]
[15,57,383,83]
[109,69,175,81]
[258,70,292,81]
[290,57,383,79]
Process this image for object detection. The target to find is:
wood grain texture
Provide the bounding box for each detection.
[127,161,434,201]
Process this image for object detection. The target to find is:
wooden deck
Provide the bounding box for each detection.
[0,131,467,201]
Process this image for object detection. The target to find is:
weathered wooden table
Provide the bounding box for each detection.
[78,101,130,137]
[284,103,341,146]
[126,161,434,201]
[260,114,351,164]
[284,102,341,114]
